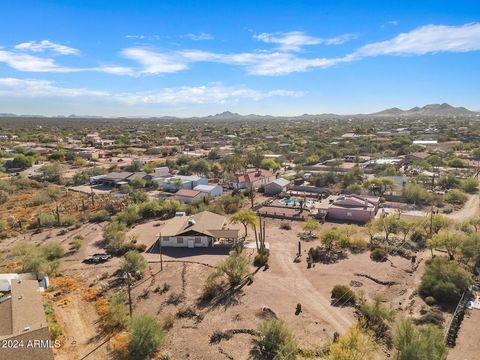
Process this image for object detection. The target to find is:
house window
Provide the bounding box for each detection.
[347,212,352,217]
[195,237,202,244]
[176,237,184,244]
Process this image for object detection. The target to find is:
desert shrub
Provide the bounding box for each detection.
[176,306,197,319]
[393,317,447,360]
[128,314,166,360]
[280,222,291,230]
[424,296,437,306]
[348,236,369,253]
[444,189,468,206]
[162,313,175,331]
[103,293,129,331]
[31,186,60,206]
[43,301,62,340]
[0,190,8,204]
[121,250,147,278]
[414,308,444,326]
[254,251,269,267]
[252,319,297,360]
[370,247,388,262]
[213,249,249,286]
[460,177,479,193]
[201,279,223,301]
[70,236,83,251]
[359,297,395,331]
[166,292,185,305]
[419,257,472,304]
[326,326,376,360]
[40,242,65,260]
[331,285,356,306]
[89,209,110,222]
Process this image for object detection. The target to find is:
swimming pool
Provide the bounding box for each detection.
[279,199,314,207]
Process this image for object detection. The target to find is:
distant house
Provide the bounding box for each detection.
[326,194,379,223]
[90,171,149,187]
[193,184,223,197]
[265,178,290,195]
[77,148,104,160]
[0,278,54,360]
[158,175,208,192]
[174,189,204,204]
[230,169,276,189]
[156,211,239,248]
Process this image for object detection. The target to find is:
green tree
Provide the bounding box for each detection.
[320,228,349,253]
[260,158,281,171]
[444,189,468,206]
[420,256,472,303]
[427,230,466,260]
[230,209,258,238]
[403,183,431,205]
[253,319,297,360]
[103,293,129,331]
[121,250,148,278]
[302,218,321,236]
[393,317,447,360]
[128,314,166,360]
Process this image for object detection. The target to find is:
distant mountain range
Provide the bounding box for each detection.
[0,103,478,120]
[370,103,477,117]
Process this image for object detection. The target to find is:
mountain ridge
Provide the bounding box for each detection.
[0,103,478,120]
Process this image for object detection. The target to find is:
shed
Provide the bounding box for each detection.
[265,178,290,195]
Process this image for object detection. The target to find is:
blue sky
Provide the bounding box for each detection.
[0,0,479,116]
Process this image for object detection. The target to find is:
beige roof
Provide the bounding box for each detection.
[159,211,236,238]
[0,279,48,339]
[175,189,202,198]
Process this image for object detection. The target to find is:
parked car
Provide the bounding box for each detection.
[83,253,112,264]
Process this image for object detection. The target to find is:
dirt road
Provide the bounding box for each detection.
[446,194,480,221]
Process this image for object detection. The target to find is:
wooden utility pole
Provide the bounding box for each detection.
[126,272,132,318]
[159,232,163,271]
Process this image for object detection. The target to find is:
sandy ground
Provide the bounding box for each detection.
[447,310,480,360]
[0,213,459,359]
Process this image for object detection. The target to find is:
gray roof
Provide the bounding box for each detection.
[267,178,290,187]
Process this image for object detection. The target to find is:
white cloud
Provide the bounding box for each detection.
[125,35,146,39]
[0,78,108,97]
[0,78,301,105]
[185,32,214,41]
[356,23,480,56]
[254,31,356,51]
[14,40,79,55]
[0,50,79,72]
[116,85,301,104]
[121,47,188,74]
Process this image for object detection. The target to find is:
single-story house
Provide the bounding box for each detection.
[90,171,149,187]
[326,194,379,223]
[156,211,239,248]
[230,169,276,189]
[159,175,208,192]
[265,178,290,195]
[193,184,223,197]
[0,278,54,360]
[174,189,204,204]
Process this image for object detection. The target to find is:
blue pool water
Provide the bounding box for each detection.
[279,199,314,206]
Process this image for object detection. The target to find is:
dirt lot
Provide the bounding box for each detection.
[0,212,457,359]
[447,310,480,360]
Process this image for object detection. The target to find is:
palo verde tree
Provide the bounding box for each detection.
[230,209,259,239]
